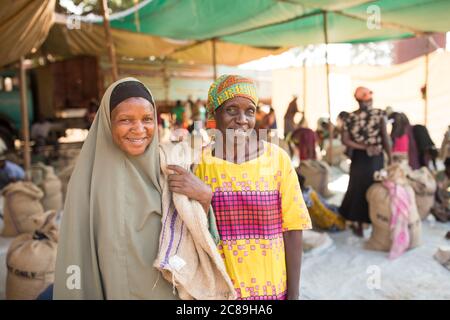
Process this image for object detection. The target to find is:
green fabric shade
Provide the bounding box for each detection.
[109,0,450,47]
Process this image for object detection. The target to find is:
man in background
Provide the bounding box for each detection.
[0,153,25,190]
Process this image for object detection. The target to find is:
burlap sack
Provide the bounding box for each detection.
[392,152,408,163]
[6,211,59,300]
[155,141,236,300]
[434,246,450,271]
[31,163,63,212]
[323,139,347,166]
[51,148,80,177]
[1,181,46,237]
[298,160,332,198]
[406,167,437,220]
[365,165,422,252]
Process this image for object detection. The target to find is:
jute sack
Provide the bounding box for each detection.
[434,246,450,271]
[298,160,332,198]
[1,181,45,237]
[323,139,347,166]
[52,148,80,177]
[31,163,63,212]
[6,211,58,300]
[406,167,437,220]
[365,165,421,252]
[155,141,236,300]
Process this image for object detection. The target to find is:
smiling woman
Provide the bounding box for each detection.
[53,78,178,299]
[187,75,313,300]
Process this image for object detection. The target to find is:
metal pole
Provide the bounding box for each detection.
[323,12,333,165]
[302,58,307,119]
[19,56,31,180]
[162,59,169,105]
[424,38,430,126]
[101,0,119,82]
[212,39,217,80]
[133,0,141,32]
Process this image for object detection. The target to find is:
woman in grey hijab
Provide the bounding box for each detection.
[54,78,211,299]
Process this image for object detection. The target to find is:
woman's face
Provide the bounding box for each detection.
[214,96,256,141]
[111,97,155,156]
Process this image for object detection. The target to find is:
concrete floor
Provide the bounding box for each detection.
[1,164,449,300]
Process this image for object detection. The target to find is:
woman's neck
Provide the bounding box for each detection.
[212,136,264,164]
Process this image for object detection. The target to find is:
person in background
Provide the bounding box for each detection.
[31,114,52,147]
[440,125,450,161]
[339,87,391,237]
[316,117,335,151]
[188,99,207,134]
[336,111,352,158]
[191,98,203,122]
[260,107,277,130]
[184,95,194,128]
[389,112,420,169]
[297,172,346,232]
[85,99,99,129]
[385,106,394,118]
[0,153,25,190]
[433,157,450,223]
[284,95,299,138]
[412,124,438,170]
[290,122,317,161]
[171,100,186,128]
[255,104,265,131]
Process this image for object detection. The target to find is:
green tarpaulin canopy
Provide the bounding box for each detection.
[109,0,450,47]
[2,0,450,67]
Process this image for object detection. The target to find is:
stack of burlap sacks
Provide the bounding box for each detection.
[4,211,58,300]
[365,164,437,255]
[1,162,65,300]
[53,148,79,200]
[322,139,348,167]
[30,163,64,213]
[406,167,437,220]
[298,159,333,198]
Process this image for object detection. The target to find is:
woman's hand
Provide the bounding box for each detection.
[167,165,212,214]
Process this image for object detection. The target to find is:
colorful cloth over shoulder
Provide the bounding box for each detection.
[195,142,312,300]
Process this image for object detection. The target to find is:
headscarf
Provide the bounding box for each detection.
[54,78,175,299]
[206,75,258,128]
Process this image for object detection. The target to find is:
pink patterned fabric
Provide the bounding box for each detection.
[212,190,282,240]
[383,180,412,259]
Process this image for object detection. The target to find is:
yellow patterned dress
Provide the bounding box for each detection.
[195,141,312,300]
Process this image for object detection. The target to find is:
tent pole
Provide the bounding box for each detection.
[302,58,307,119]
[212,39,218,80]
[133,0,141,32]
[19,56,31,181]
[323,12,333,165]
[101,0,119,82]
[162,59,169,106]
[424,38,430,126]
